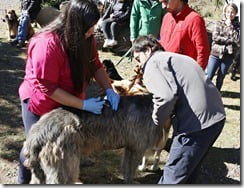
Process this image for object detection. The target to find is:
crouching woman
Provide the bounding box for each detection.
[18,0,120,184]
[132,35,226,184]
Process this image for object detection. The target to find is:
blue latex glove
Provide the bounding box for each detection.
[106,88,120,111]
[82,97,105,114]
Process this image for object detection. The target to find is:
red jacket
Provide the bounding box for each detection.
[19,32,102,115]
[159,4,210,70]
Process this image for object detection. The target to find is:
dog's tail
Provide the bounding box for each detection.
[23,108,81,183]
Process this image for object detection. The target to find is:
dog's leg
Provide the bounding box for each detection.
[39,134,81,184]
[39,143,81,184]
[122,148,144,183]
[30,170,44,184]
[137,156,148,171]
[149,150,161,171]
[150,118,171,171]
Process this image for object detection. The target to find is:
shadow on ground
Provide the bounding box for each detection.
[0,39,25,128]
[78,145,240,184]
[0,39,26,162]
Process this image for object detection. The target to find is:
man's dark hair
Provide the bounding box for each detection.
[132,35,164,54]
[182,0,188,3]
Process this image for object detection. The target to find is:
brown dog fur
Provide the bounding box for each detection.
[2,9,35,40]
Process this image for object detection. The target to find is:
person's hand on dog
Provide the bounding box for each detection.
[106,88,120,111]
[82,97,105,114]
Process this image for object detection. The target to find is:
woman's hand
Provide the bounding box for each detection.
[106,88,120,111]
[82,97,105,114]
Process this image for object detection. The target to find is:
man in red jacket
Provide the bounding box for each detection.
[159,0,210,70]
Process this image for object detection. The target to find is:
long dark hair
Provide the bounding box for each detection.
[38,0,100,93]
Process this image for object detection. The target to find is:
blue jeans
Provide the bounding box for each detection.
[207,55,234,91]
[17,10,30,42]
[18,99,40,184]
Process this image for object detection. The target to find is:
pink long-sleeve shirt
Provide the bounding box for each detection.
[19,32,102,115]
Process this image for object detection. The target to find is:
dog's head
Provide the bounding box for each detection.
[3,10,19,39]
[102,59,123,80]
[4,10,18,22]
[112,79,149,96]
[111,68,148,96]
[102,59,115,72]
[102,59,147,96]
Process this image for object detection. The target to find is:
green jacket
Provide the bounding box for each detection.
[130,0,166,40]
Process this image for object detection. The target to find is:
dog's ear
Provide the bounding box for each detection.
[113,85,126,95]
[12,10,18,20]
[9,10,16,15]
[3,14,9,22]
[4,10,9,21]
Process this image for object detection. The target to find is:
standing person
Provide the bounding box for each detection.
[159,0,210,70]
[224,0,240,21]
[207,3,240,91]
[132,35,226,184]
[130,0,166,43]
[11,0,42,47]
[101,0,132,48]
[18,0,120,184]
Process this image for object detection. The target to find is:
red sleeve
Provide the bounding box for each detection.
[30,35,64,95]
[190,16,210,70]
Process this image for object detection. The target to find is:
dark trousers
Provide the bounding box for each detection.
[158,119,225,184]
[18,99,40,184]
[101,18,119,40]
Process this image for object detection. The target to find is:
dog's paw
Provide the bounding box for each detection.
[149,164,160,172]
[137,164,147,171]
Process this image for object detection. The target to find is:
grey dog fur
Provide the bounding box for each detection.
[23,94,167,184]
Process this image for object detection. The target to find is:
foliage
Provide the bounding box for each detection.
[189,0,224,21]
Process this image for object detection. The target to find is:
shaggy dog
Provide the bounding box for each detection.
[2,9,35,40]
[103,61,169,171]
[111,79,170,172]
[23,94,170,184]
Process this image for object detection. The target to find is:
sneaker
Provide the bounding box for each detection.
[16,40,25,48]
[108,40,117,47]
[103,39,110,48]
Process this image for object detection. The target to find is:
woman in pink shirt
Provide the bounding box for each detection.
[18,0,120,184]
